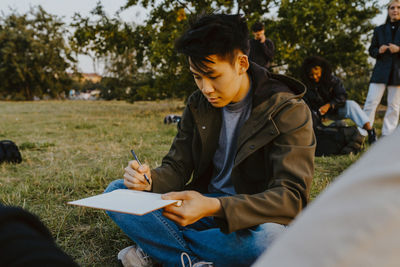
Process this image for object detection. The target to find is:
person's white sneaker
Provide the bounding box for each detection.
[180,252,213,267]
[117,245,153,267]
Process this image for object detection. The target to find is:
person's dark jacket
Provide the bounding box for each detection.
[369,22,400,85]
[302,75,347,125]
[249,38,275,69]
[150,63,315,233]
[0,204,78,266]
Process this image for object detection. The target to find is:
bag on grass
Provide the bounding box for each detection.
[314,125,365,156]
[163,114,181,124]
[0,140,22,164]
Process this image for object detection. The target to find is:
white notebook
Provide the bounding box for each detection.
[68,189,181,215]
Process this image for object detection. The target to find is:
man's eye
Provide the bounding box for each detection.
[209,76,219,80]
[193,75,201,80]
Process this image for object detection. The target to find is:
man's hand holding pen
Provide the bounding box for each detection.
[123,160,152,191]
[123,150,223,226]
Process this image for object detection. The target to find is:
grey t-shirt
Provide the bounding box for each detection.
[208,87,253,195]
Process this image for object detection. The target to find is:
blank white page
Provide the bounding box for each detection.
[68,189,180,215]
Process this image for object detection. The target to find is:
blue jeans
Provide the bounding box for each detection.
[105,179,286,267]
[336,100,370,136]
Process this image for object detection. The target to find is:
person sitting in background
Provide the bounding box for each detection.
[249,21,275,69]
[105,14,315,267]
[301,56,377,144]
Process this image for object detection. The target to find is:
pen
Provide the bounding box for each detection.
[130,149,151,185]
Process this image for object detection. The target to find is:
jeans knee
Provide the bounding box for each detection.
[347,100,355,105]
[104,179,126,193]
[346,100,359,109]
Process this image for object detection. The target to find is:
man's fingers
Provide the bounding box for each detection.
[124,173,147,185]
[130,160,140,170]
[163,201,184,213]
[130,160,150,175]
[124,166,135,177]
[124,179,148,190]
[162,191,190,200]
[162,211,187,226]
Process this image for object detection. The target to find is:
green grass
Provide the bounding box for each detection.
[0,100,380,266]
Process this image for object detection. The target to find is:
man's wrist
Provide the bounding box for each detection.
[205,197,224,218]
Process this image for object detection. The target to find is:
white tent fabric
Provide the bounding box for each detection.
[253,128,400,267]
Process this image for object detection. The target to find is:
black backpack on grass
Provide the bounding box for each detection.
[0,140,22,164]
[314,125,365,156]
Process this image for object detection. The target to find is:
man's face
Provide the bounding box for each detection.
[309,66,322,83]
[252,30,265,41]
[189,54,249,108]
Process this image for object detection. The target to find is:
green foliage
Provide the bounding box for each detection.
[343,73,371,104]
[70,3,151,101]
[71,1,276,101]
[70,0,380,101]
[0,7,75,100]
[123,0,276,100]
[268,0,380,77]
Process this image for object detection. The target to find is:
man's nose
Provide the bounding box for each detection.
[201,79,214,94]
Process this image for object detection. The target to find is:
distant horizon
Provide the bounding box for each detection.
[0,0,390,74]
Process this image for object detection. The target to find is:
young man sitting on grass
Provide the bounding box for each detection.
[105,14,315,267]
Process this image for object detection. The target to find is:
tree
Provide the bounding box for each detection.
[121,0,277,100]
[70,3,156,101]
[71,1,276,101]
[0,6,76,100]
[267,0,379,77]
[71,0,380,101]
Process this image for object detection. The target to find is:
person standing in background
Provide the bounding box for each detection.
[364,0,400,137]
[249,22,275,69]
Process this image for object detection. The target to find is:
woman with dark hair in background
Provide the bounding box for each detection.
[364,0,400,137]
[301,56,377,144]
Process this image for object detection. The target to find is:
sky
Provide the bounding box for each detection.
[0,0,391,73]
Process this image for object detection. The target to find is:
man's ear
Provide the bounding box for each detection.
[237,54,249,75]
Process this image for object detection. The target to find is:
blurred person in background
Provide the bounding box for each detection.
[301,56,377,144]
[249,21,275,70]
[0,204,78,266]
[253,128,400,267]
[364,0,400,137]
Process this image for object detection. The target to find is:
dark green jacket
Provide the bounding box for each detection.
[151,63,315,233]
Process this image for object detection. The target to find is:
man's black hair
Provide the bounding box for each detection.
[251,21,264,32]
[175,14,249,75]
[301,56,333,86]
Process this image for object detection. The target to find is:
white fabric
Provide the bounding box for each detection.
[363,83,400,136]
[253,129,400,267]
[118,245,153,267]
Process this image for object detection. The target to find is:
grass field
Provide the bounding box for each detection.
[0,100,374,266]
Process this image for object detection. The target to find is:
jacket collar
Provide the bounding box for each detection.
[248,62,306,118]
[385,22,400,44]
